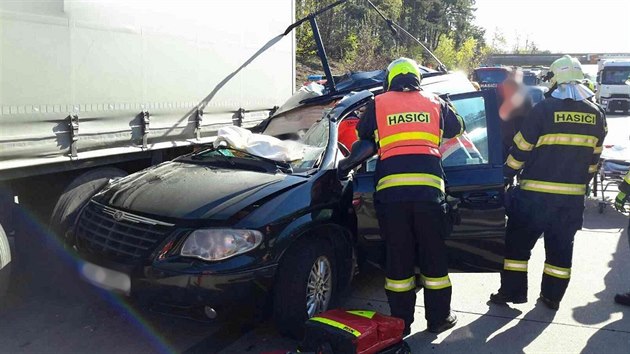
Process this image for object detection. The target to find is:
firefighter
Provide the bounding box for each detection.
[614,171,630,306]
[490,55,607,310]
[338,57,465,334]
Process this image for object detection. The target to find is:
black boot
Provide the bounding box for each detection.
[538,294,560,311]
[427,312,457,334]
[614,292,630,306]
[490,291,527,305]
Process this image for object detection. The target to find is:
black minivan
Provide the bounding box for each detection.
[72,70,506,337]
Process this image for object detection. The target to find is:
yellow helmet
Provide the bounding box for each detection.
[385,57,421,91]
[549,55,584,85]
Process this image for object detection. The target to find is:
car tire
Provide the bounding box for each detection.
[49,167,127,244]
[273,238,337,339]
[0,223,12,305]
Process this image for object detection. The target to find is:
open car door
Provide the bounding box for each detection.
[353,89,505,272]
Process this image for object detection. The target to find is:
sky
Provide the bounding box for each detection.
[474,0,630,53]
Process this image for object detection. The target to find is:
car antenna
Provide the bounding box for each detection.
[363,0,448,73]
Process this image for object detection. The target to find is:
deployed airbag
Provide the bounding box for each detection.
[215,126,305,162]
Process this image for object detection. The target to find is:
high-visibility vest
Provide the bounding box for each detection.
[375,91,442,160]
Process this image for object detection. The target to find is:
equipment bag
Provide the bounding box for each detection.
[299,309,410,354]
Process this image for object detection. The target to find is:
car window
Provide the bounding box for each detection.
[442,96,489,167]
[474,70,508,84]
[361,95,489,173]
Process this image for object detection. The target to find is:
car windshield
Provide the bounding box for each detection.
[474,69,508,84]
[289,118,329,172]
[523,75,538,86]
[602,67,630,85]
[188,119,328,174]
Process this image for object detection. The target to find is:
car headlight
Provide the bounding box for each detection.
[180,229,263,261]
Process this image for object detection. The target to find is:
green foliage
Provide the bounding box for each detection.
[433,34,483,73]
[295,0,489,76]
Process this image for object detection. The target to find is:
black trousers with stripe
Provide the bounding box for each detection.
[500,191,584,302]
[376,201,452,327]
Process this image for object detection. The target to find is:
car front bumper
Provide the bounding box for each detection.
[78,252,277,318]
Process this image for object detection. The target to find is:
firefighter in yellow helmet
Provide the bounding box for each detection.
[614,171,630,305]
[490,55,607,310]
[339,58,464,335]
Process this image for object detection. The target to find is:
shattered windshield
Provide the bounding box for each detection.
[189,118,329,174]
[289,118,329,172]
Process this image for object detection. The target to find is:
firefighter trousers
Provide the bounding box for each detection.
[376,201,452,328]
[500,192,584,302]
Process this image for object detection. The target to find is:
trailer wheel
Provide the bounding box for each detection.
[49,167,127,244]
[0,223,12,304]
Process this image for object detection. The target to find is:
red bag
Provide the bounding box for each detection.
[299,309,408,354]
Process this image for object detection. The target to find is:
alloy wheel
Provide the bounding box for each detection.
[306,255,332,318]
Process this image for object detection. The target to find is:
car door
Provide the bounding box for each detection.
[353,89,505,272]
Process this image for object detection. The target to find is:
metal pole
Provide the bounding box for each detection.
[310,16,336,93]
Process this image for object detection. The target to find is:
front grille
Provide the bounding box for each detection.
[76,201,174,263]
[610,94,630,99]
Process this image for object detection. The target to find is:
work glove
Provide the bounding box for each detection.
[615,192,628,212]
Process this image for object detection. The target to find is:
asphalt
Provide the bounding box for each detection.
[0,113,628,354]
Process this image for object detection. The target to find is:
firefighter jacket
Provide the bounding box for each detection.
[357,89,465,203]
[505,97,607,206]
[619,171,630,198]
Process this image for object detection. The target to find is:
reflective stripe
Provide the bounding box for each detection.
[536,133,599,148]
[625,172,630,184]
[456,114,465,136]
[310,317,362,337]
[374,129,379,143]
[543,263,571,279]
[513,132,534,151]
[521,179,586,196]
[378,131,440,148]
[506,155,524,170]
[376,173,445,192]
[618,191,627,202]
[385,276,416,292]
[588,164,598,173]
[347,310,375,319]
[421,274,452,290]
[504,259,528,272]
[594,146,603,154]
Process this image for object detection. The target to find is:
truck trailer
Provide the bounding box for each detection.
[0,0,296,299]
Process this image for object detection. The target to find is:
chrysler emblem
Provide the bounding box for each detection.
[112,211,125,221]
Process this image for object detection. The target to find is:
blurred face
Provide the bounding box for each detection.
[499,80,522,121]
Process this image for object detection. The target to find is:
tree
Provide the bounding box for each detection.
[295,0,489,76]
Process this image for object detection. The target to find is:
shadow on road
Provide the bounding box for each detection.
[574,221,630,354]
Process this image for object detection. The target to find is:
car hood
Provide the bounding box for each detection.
[93,161,306,220]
